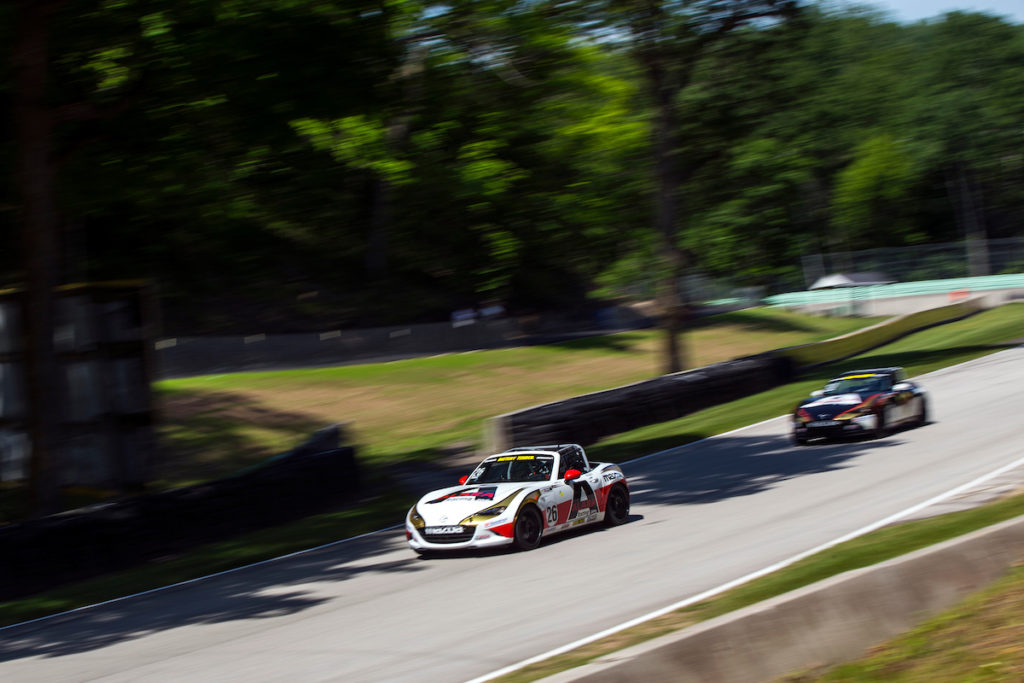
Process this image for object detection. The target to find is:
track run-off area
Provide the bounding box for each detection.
[2,345,1023,682]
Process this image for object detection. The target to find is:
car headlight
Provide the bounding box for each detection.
[408,506,425,529]
[461,490,521,525]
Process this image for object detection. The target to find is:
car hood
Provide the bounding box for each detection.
[801,392,872,418]
[414,483,532,524]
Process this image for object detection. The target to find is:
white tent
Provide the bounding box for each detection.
[809,272,895,290]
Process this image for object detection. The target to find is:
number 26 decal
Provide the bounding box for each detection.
[545,506,558,524]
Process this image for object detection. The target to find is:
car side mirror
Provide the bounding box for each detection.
[811,390,824,398]
[892,382,911,391]
[459,475,468,485]
[564,469,582,483]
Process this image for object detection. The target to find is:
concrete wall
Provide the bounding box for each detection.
[776,295,986,368]
[543,513,1024,683]
[788,288,1021,317]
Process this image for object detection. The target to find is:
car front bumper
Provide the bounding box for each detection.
[406,522,517,552]
[794,413,878,440]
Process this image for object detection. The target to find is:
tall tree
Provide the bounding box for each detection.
[568,0,800,373]
[12,0,62,515]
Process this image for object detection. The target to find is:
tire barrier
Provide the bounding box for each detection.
[0,427,359,602]
[487,354,795,452]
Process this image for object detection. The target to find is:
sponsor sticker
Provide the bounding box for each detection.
[806,395,861,407]
[424,526,465,535]
[427,487,497,503]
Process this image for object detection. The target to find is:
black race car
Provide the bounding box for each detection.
[792,367,928,445]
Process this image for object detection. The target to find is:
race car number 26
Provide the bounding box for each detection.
[545,506,558,524]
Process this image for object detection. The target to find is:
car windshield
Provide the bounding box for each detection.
[465,454,554,484]
[822,375,888,396]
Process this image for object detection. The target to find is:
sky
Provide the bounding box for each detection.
[851,0,1024,23]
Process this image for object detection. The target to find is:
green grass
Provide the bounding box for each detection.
[789,565,1024,681]
[2,303,1022,649]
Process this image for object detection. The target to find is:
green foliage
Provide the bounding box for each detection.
[291,116,415,184]
[832,134,924,247]
[4,2,1024,331]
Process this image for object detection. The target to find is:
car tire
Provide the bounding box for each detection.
[513,506,543,551]
[915,397,929,427]
[874,407,888,439]
[792,433,808,446]
[603,485,630,526]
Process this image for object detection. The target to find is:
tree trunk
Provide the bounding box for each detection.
[649,58,687,375]
[13,0,62,516]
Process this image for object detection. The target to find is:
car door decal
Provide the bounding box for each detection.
[568,479,599,521]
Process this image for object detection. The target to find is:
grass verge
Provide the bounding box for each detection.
[781,563,1024,681]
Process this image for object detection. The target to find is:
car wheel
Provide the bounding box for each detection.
[792,432,808,446]
[874,407,888,439]
[915,397,929,427]
[603,485,629,526]
[513,506,543,551]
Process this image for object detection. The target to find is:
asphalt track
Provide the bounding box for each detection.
[2,346,1023,683]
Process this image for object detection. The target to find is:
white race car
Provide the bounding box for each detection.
[406,444,630,554]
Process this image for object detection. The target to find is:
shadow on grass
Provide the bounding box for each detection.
[0,530,422,663]
[540,332,650,354]
[688,309,826,333]
[155,388,328,486]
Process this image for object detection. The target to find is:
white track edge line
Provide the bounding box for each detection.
[464,449,1024,683]
[0,523,404,634]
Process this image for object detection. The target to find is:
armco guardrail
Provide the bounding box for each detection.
[486,296,989,453]
[543,513,1024,683]
[776,295,986,368]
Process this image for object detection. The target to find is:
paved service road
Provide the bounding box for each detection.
[3,347,1023,683]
